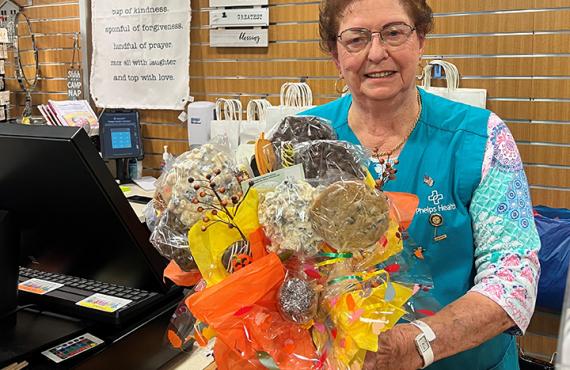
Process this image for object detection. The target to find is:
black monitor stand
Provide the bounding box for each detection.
[116,158,132,184]
[0,210,18,320]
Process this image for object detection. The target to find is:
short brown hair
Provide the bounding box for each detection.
[319,0,434,54]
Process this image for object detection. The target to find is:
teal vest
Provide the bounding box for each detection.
[303,89,519,370]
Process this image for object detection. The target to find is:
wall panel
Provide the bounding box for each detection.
[429,0,533,13]
[432,13,534,34]
[11,2,569,212]
[525,166,570,188]
[509,122,570,144]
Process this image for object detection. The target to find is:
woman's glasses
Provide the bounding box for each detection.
[337,22,416,52]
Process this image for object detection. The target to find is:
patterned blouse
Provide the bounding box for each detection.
[468,113,541,334]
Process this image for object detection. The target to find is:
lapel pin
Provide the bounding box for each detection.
[429,213,447,242]
[423,175,434,187]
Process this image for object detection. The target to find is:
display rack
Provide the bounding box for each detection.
[0,27,8,121]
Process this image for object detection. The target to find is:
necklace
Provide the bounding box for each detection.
[375,91,422,157]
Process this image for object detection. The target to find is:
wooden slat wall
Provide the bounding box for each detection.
[147,0,570,212]
[7,0,570,207]
[15,0,570,211]
[8,1,569,209]
[11,1,570,210]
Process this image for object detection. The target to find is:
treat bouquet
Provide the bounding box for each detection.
[146,116,438,369]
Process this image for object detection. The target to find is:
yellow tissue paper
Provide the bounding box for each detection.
[357,219,404,270]
[327,280,413,366]
[189,188,260,286]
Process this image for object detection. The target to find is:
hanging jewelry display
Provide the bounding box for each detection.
[13,11,39,124]
[67,32,82,100]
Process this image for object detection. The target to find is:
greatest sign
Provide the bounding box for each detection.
[210,8,268,27]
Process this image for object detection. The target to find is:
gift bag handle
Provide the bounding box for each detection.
[215,98,242,121]
[246,99,272,121]
[280,82,313,107]
[422,60,460,93]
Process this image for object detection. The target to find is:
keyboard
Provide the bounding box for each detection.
[18,267,161,326]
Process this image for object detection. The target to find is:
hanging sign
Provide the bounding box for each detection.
[210,28,268,48]
[90,0,191,110]
[210,8,268,27]
[210,0,267,6]
[67,69,82,100]
[67,34,82,100]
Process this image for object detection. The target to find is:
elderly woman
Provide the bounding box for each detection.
[303,0,541,369]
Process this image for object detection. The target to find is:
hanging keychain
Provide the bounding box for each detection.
[13,12,39,124]
[67,33,82,100]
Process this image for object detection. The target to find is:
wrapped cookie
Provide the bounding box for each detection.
[258,179,323,257]
[149,140,242,271]
[269,115,336,144]
[167,143,241,229]
[309,180,390,252]
[256,116,337,175]
[275,140,369,186]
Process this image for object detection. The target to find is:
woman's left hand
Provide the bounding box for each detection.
[363,324,423,370]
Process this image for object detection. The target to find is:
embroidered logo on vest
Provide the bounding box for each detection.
[416,190,457,215]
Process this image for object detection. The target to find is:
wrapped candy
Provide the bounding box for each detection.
[269,115,337,144]
[149,140,242,271]
[275,140,370,186]
[278,269,318,324]
[166,143,241,228]
[258,179,323,257]
[255,116,336,175]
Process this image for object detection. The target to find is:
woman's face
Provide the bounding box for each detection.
[334,0,424,103]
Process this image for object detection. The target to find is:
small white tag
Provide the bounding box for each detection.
[178,111,188,122]
[245,164,305,192]
[18,278,64,295]
[76,293,132,313]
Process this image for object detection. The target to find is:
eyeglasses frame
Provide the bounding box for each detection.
[336,22,417,51]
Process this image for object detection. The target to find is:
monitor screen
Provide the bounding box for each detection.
[100,111,143,160]
[0,123,168,293]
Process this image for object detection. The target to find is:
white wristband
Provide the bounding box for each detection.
[411,320,436,368]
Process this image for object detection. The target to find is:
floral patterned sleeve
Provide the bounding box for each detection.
[468,113,541,334]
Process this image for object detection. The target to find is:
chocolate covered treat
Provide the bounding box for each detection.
[309,181,390,251]
[283,140,369,185]
[165,144,240,228]
[258,179,322,256]
[270,116,336,144]
[278,276,316,324]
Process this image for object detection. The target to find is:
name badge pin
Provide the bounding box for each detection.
[429,213,447,242]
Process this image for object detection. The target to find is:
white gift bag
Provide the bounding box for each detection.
[420,60,487,109]
[240,99,271,144]
[210,98,241,152]
[265,82,316,131]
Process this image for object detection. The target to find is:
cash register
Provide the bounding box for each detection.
[0,123,182,368]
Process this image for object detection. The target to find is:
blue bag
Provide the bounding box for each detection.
[534,205,570,312]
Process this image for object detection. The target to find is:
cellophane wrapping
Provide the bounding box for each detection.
[274,140,370,186]
[149,138,241,271]
[154,128,438,369]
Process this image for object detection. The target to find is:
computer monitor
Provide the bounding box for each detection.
[0,123,168,294]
